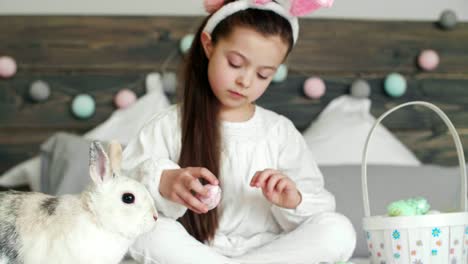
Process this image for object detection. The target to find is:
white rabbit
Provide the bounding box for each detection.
[0,141,158,264]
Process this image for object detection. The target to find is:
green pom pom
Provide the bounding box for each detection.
[387,200,417,216]
[272,64,288,82]
[384,73,407,98]
[179,34,194,54]
[71,94,95,119]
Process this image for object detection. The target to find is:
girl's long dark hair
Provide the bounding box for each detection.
[177,0,294,242]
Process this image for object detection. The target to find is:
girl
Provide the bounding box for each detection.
[122,0,356,263]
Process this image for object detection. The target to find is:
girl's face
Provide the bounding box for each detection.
[201,26,289,113]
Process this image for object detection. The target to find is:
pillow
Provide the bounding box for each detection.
[302,95,421,166]
[321,164,465,258]
[40,132,94,195]
[0,73,170,191]
[0,157,42,191]
[83,72,170,145]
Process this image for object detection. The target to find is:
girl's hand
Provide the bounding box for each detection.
[160,167,219,214]
[250,169,302,209]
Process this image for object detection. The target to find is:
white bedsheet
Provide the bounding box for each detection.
[119,257,371,264]
[349,258,370,264]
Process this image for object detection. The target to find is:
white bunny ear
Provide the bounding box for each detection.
[108,140,122,175]
[89,141,113,185]
[275,0,292,12]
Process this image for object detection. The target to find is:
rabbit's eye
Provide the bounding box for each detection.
[122,193,135,204]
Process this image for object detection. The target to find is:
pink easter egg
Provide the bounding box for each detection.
[196,184,222,210]
[303,77,326,99]
[418,49,440,71]
[0,56,17,78]
[114,89,137,109]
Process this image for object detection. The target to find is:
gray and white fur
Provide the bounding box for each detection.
[0,141,158,264]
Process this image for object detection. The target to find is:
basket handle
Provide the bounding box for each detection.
[361,101,467,217]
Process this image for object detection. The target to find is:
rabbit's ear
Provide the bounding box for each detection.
[108,140,122,175]
[89,141,112,184]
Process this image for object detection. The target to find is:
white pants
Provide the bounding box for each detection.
[129,212,356,264]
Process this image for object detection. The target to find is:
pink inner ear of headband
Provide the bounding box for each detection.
[290,0,334,16]
[204,0,334,16]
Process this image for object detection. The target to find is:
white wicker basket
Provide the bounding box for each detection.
[361,101,468,264]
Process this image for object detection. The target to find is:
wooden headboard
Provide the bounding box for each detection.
[1,16,468,176]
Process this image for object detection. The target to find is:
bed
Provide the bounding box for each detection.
[1,16,468,263]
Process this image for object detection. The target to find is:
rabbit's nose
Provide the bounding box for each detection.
[153,215,158,221]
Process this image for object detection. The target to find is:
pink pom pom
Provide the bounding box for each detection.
[196,184,222,210]
[114,89,137,109]
[0,56,17,78]
[303,77,326,99]
[290,0,334,16]
[204,0,225,13]
[418,49,440,71]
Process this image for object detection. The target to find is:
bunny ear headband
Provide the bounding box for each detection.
[203,0,334,44]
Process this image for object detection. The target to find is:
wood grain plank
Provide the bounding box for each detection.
[0,73,148,129]
[1,16,468,176]
[1,74,467,132]
[0,17,467,76]
[394,131,468,166]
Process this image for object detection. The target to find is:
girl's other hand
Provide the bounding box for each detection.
[250,169,302,209]
[160,167,219,214]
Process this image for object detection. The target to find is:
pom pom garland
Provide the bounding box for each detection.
[418,49,440,71]
[350,79,371,98]
[180,34,195,54]
[114,89,137,109]
[303,77,326,99]
[384,73,407,98]
[71,94,96,119]
[272,64,288,83]
[0,56,17,78]
[439,10,457,30]
[29,80,51,102]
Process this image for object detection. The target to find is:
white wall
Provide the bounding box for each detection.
[0,0,467,21]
